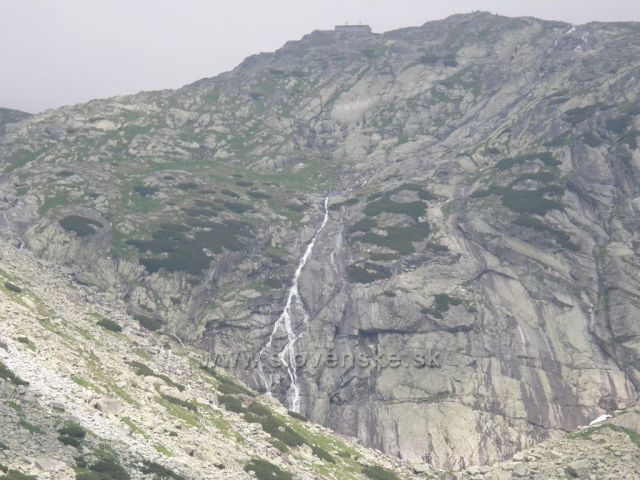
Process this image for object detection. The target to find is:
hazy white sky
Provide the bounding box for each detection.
[2,0,640,113]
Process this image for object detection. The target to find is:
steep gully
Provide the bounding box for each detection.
[257,196,331,412]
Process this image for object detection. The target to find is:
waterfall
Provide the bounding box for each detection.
[257,196,330,412]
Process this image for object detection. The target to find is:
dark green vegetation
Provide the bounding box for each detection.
[355,223,430,255]
[59,215,103,237]
[140,461,186,480]
[0,361,29,386]
[159,394,197,412]
[423,294,463,319]
[472,185,564,215]
[200,365,255,396]
[134,314,163,331]
[363,196,426,220]
[244,458,292,480]
[346,263,392,284]
[3,281,22,293]
[287,410,308,421]
[361,465,400,480]
[15,336,36,351]
[75,452,130,480]
[347,184,433,256]
[58,420,86,448]
[242,401,334,462]
[495,152,560,171]
[128,361,184,391]
[329,197,359,210]
[513,214,579,251]
[349,218,377,233]
[127,220,251,275]
[97,318,123,333]
[563,104,607,125]
[218,394,245,413]
[501,187,564,215]
[244,411,305,448]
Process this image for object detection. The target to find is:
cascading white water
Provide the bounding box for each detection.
[257,196,330,412]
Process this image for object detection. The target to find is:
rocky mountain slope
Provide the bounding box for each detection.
[0,108,31,136]
[1,11,640,472]
[0,238,420,480]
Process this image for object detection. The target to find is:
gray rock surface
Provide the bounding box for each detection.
[0,11,639,471]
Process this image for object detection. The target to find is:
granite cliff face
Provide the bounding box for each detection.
[1,12,640,471]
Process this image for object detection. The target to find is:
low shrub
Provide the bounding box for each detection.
[311,445,335,463]
[260,416,305,447]
[16,337,36,351]
[128,361,184,391]
[423,294,463,319]
[246,402,272,417]
[133,185,158,197]
[564,104,604,125]
[247,190,271,199]
[59,215,103,237]
[140,460,185,480]
[97,318,122,333]
[218,394,245,413]
[329,198,358,211]
[4,281,22,293]
[160,394,197,412]
[349,218,376,233]
[346,263,392,284]
[0,361,29,386]
[200,365,255,397]
[287,410,308,422]
[58,421,86,448]
[263,278,283,289]
[361,465,400,480]
[134,314,163,332]
[244,458,292,480]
